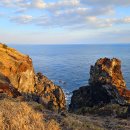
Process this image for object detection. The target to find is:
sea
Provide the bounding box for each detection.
[11,44,130,104]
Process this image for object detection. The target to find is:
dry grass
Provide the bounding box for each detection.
[0,98,61,130]
[62,114,104,130]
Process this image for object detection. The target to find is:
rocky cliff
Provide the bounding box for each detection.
[89,58,130,102]
[0,43,66,111]
[69,58,130,112]
[0,43,35,93]
[35,72,66,111]
[89,58,126,94]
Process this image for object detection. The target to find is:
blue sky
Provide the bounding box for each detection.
[0,0,130,44]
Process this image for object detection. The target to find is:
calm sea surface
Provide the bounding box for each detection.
[11,44,130,102]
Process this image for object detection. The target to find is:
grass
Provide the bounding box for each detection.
[0,97,130,130]
[0,98,61,130]
[2,44,8,49]
[74,104,129,118]
[62,114,104,130]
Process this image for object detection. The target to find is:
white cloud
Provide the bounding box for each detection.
[10,15,33,24]
[31,0,46,9]
[0,0,130,30]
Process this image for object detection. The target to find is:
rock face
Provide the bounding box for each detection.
[69,58,130,112]
[89,58,130,101]
[89,58,126,95]
[69,85,126,112]
[0,72,21,97]
[35,72,66,111]
[0,43,35,93]
[0,43,66,111]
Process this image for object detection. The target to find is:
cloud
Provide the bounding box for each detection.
[1,0,130,30]
[31,0,46,9]
[80,0,130,7]
[10,15,33,24]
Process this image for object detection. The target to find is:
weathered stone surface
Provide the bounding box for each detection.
[69,58,130,112]
[69,84,126,112]
[89,58,130,102]
[0,43,66,111]
[89,58,126,91]
[0,43,35,93]
[0,72,21,97]
[35,72,66,111]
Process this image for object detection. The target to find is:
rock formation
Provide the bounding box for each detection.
[0,43,35,93]
[0,72,21,97]
[69,58,130,112]
[0,43,66,111]
[35,72,66,111]
[89,58,130,102]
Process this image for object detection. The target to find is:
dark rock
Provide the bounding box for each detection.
[69,84,126,112]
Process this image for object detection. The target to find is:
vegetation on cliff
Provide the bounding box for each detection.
[0,43,130,130]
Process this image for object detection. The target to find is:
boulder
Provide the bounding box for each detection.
[35,72,66,111]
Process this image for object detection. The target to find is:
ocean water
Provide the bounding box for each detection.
[11,44,130,103]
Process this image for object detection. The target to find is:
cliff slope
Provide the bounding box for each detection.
[0,43,66,111]
[0,43,35,93]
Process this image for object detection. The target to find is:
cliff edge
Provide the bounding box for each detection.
[0,43,66,111]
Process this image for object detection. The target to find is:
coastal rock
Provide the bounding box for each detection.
[69,58,130,112]
[0,43,35,93]
[0,43,66,111]
[89,58,130,102]
[69,84,126,112]
[35,72,66,111]
[0,72,21,97]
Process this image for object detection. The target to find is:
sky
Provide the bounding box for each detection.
[0,0,130,44]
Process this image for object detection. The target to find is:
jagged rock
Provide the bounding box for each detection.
[89,58,130,102]
[35,72,66,111]
[69,84,126,112]
[69,58,130,112]
[0,72,21,98]
[0,43,66,111]
[0,43,35,93]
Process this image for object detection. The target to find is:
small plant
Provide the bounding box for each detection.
[2,44,8,49]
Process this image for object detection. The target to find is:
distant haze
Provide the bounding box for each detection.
[0,0,130,44]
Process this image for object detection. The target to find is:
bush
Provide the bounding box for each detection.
[2,44,8,49]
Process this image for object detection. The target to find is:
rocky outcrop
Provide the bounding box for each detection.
[69,84,126,112]
[0,72,21,97]
[89,58,130,102]
[69,58,130,112]
[35,72,66,111]
[0,43,35,93]
[0,43,66,111]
